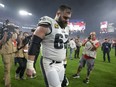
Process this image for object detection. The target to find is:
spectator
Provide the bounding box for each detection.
[101,38,111,62]
[69,38,76,60]
[74,37,81,58]
[0,20,18,87]
[72,32,100,84]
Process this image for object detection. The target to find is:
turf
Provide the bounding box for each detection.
[0,48,116,87]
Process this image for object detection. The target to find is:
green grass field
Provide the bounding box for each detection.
[0,48,116,87]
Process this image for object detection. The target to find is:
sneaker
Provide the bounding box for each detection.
[61,76,69,87]
[15,73,19,80]
[72,74,80,78]
[20,77,26,80]
[66,77,69,86]
[83,78,89,84]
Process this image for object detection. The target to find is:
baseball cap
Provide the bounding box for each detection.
[90,32,96,35]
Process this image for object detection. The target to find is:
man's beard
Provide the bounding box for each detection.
[57,17,67,28]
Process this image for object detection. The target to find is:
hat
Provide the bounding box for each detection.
[90,32,96,35]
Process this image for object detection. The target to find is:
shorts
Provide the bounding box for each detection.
[79,55,95,70]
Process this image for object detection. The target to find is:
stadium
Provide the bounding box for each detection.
[0,0,116,87]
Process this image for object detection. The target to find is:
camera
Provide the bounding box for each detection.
[88,35,91,40]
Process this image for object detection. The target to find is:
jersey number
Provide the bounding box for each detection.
[54,34,64,49]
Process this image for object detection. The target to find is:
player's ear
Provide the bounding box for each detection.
[56,11,61,16]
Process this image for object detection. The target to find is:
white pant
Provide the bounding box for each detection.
[40,57,65,87]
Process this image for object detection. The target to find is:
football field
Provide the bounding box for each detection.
[0,48,116,87]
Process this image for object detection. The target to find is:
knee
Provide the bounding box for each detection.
[20,64,25,69]
[78,65,82,71]
[49,84,61,87]
[47,71,61,87]
[4,65,10,73]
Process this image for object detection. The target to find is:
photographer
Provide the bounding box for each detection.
[0,19,19,87]
[73,32,100,84]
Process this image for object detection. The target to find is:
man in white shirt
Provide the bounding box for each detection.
[72,32,100,84]
[69,38,76,60]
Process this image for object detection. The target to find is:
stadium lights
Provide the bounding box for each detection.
[0,3,5,8]
[19,10,32,16]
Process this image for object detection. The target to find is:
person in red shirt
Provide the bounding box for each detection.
[72,32,100,84]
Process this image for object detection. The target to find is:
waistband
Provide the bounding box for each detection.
[43,57,62,64]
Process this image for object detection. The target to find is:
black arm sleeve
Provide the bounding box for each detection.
[28,35,42,55]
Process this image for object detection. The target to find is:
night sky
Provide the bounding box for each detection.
[0,0,116,34]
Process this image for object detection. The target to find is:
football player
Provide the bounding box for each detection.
[26,5,72,87]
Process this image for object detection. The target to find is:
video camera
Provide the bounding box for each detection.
[88,35,91,40]
[0,20,19,43]
[2,19,19,32]
[3,23,19,32]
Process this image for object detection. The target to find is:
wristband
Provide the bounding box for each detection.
[24,50,28,53]
[27,60,34,70]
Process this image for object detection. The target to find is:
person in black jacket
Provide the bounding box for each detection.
[113,41,116,57]
[101,39,111,63]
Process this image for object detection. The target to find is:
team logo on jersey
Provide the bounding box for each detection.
[54,24,59,28]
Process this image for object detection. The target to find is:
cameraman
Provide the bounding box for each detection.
[0,20,19,87]
[73,32,100,84]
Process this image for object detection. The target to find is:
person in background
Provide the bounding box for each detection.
[15,32,28,80]
[69,38,76,60]
[74,37,81,59]
[14,31,22,66]
[101,38,111,63]
[72,32,100,84]
[0,19,18,87]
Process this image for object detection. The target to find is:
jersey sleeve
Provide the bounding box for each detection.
[38,16,52,26]
[83,39,87,43]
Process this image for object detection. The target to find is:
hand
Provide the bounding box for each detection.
[26,60,34,77]
[26,69,34,77]
[88,35,91,40]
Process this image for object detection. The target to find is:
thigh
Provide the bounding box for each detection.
[22,58,27,67]
[1,54,13,73]
[40,57,63,87]
[2,54,13,65]
[18,58,24,67]
[53,63,65,82]
[79,56,86,67]
[87,59,95,70]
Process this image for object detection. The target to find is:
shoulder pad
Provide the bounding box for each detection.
[38,16,53,25]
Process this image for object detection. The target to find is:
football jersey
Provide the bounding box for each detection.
[82,39,99,58]
[38,16,70,61]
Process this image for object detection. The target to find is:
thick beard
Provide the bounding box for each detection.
[57,17,67,28]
